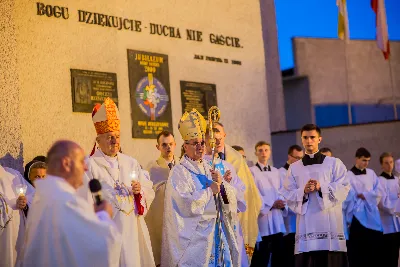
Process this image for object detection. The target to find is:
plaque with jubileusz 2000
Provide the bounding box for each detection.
[127,50,173,139]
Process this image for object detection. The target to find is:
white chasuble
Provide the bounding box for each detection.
[83,149,155,267]
[22,175,121,267]
[0,166,34,267]
[161,156,238,267]
[204,154,247,267]
[281,153,350,254]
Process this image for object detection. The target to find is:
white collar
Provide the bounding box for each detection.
[305,150,320,158]
[257,161,269,169]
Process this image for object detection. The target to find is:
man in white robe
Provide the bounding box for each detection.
[204,130,247,266]
[161,109,238,267]
[344,147,383,267]
[250,141,287,267]
[282,124,350,267]
[378,152,400,267]
[0,165,34,267]
[145,130,177,266]
[279,144,303,267]
[212,122,262,260]
[79,97,155,267]
[22,140,121,267]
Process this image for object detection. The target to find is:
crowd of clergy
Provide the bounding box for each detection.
[1,97,400,267]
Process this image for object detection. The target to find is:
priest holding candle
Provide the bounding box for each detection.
[0,165,34,267]
[79,97,156,267]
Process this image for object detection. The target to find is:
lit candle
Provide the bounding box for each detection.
[15,184,27,196]
[130,171,138,182]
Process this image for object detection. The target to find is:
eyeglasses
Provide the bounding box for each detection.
[289,154,303,160]
[185,141,206,147]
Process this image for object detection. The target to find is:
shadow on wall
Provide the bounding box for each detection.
[0,143,24,173]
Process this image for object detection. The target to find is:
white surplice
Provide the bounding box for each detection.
[250,165,287,237]
[22,175,121,267]
[147,156,176,185]
[161,156,238,267]
[345,168,383,232]
[279,166,296,234]
[0,166,34,267]
[204,154,247,267]
[378,173,400,234]
[281,154,350,254]
[81,149,155,267]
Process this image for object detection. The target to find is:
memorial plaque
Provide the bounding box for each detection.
[180,81,217,120]
[70,69,118,113]
[127,50,173,139]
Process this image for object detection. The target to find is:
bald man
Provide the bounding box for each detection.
[22,140,122,267]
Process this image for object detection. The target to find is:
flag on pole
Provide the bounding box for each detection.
[337,0,349,40]
[371,0,390,60]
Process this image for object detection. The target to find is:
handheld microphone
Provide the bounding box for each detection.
[89,179,103,205]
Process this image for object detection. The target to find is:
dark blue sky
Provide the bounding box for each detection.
[275,0,400,70]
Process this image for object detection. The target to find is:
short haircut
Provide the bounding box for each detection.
[33,155,47,163]
[254,141,270,151]
[30,161,47,170]
[355,147,371,158]
[156,130,174,144]
[320,147,332,154]
[232,145,244,152]
[301,124,322,136]
[288,145,302,155]
[379,152,393,164]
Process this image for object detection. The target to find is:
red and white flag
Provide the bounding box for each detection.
[371,0,390,60]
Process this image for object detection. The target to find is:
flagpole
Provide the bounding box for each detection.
[388,58,398,120]
[344,39,352,124]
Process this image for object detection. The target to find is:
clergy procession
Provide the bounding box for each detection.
[2,97,400,267]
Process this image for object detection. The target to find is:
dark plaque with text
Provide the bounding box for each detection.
[127,50,173,139]
[70,69,118,113]
[180,81,217,120]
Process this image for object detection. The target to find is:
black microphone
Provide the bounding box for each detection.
[89,179,103,205]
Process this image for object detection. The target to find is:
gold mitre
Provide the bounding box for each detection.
[91,97,120,135]
[178,109,207,141]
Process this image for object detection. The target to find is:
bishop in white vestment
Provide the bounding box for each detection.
[0,165,34,267]
[282,124,350,267]
[22,140,121,267]
[79,98,155,267]
[161,109,238,267]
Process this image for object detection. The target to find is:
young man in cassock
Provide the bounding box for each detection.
[249,141,286,267]
[161,109,239,267]
[282,124,350,267]
[344,147,383,267]
[22,140,121,267]
[279,144,304,267]
[0,165,34,267]
[145,130,177,266]
[212,122,262,260]
[79,97,155,267]
[378,152,400,267]
[204,129,247,266]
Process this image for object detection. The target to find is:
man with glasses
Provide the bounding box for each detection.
[161,109,238,267]
[279,145,303,267]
